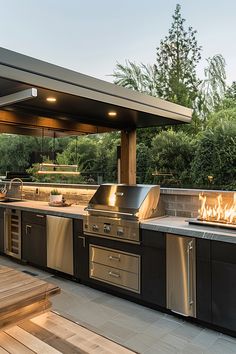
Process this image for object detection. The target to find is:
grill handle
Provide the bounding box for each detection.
[85,207,135,217]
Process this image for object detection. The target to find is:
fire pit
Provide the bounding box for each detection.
[189,192,236,230]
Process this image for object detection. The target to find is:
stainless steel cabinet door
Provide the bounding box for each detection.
[166,234,196,317]
[47,215,73,275]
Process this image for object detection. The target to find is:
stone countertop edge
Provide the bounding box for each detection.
[140,216,236,244]
[0,201,86,220]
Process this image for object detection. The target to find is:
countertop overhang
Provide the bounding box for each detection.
[0,200,86,219]
[141,216,236,244]
[1,200,235,243]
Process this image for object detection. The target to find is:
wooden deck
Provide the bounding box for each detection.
[0,266,60,330]
[0,311,136,353]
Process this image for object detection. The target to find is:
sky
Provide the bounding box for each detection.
[0,0,235,85]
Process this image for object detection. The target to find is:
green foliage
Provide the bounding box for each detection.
[191,113,236,189]
[50,189,61,195]
[57,133,120,183]
[150,130,195,186]
[225,81,236,100]
[0,135,38,175]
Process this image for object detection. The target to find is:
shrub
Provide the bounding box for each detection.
[191,119,236,189]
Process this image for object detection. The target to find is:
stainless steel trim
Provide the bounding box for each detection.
[108,255,120,262]
[108,271,120,278]
[187,241,194,306]
[47,215,73,275]
[4,209,21,259]
[89,244,141,293]
[78,235,86,248]
[90,261,140,293]
[26,224,32,235]
[84,231,140,244]
[166,234,196,317]
[83,214,140,243]
[85,207,134,217]
[187,218,236,230]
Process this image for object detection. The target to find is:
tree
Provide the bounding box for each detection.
[113,61,158,96]
[155,4,201,109]
[199,54,226,116]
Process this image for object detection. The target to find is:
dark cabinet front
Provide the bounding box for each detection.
[141,230,166,307]
[73,219,88,281]
[22,212,46,268]
[211,241,236,332]
[196,239,212,323]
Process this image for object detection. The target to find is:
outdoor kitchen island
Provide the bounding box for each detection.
[0,194,235,338]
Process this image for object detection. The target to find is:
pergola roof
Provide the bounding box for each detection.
[0,47,192,135]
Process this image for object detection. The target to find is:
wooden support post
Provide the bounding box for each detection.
[120,129,136,184]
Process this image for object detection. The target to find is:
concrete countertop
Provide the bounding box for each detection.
[0,200,87,219]
[141,216,236,244]
[0,201,235,243]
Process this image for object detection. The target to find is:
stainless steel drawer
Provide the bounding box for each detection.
[90,261,140,293]
[90,245,139,274]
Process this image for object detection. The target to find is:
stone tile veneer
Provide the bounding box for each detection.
[2,182,235,218]
[161,188,235,218]
[22,184,97,205]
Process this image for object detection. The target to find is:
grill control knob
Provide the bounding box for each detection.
[104,224,111,233]
[92,224,99,232]
[117,227,124,236]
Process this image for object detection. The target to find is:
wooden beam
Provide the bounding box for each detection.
[120,129,136,184]
[0,109,114,135]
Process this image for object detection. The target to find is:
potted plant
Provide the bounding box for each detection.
[50,189,63,204]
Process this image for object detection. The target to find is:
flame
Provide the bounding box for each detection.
[198,192,236,225]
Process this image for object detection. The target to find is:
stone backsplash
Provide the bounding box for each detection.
[2,182,235,218]
[22,184,97,205]
[160,188,235,218]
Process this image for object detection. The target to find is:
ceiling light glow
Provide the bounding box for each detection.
[46,97,57,103]
[108,111,117,117]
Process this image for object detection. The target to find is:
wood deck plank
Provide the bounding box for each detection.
[0,346,9,354]
[5,326,61,354]
[0,332,35,354]
[2,312,135,354]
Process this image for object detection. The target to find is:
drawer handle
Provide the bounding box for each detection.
[36,214,44,218]
[108,255,120,262]
[26,225,32,235]
[108,271,120,278]
[78,236,86,247]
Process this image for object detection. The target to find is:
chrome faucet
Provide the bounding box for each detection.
[9,178,24,200]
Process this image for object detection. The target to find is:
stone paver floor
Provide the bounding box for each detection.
[1,255,236,354]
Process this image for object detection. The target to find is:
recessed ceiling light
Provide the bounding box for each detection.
[108,111,117,117]
[46,97,57,103]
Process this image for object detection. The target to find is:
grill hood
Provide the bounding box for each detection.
[86,184,164,220]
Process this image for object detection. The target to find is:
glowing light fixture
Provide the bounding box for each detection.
[108,111,117,117]
[46,97,57,103]
[38,163,80,175]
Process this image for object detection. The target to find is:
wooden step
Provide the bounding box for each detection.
[0,266,60,330]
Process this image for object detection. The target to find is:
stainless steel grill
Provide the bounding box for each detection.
[83,184,164,243]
